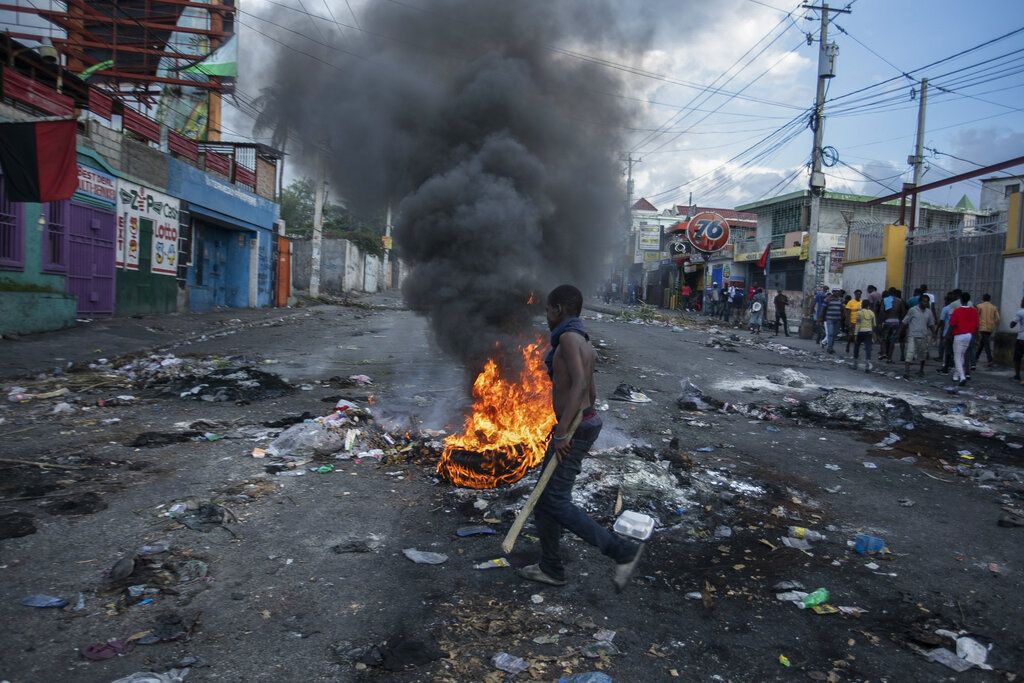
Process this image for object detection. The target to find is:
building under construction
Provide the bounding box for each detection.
[0,0,236,140]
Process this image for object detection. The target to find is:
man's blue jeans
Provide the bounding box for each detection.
[534,413,636,580]
[824,320,837,351]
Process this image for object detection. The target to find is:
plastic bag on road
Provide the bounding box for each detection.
[267,420,346,457]
[402,548,447,565]
[110,669,190,683]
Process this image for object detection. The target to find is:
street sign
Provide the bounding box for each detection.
[669,240,689,256]
[685,212,731,253]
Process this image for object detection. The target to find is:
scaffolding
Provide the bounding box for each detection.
[0,1,235,138]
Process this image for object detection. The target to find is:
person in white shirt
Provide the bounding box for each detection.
[1011,297,1024,384]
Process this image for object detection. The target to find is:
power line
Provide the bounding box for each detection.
[630,3,804,153]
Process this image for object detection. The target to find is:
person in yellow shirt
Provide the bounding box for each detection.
[853,304,876,372]
[975,293,1000,366]
[845,289,863,353]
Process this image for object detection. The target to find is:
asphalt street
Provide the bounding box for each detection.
[0,296,1021,682]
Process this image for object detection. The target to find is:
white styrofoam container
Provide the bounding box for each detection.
[613,510,654,541]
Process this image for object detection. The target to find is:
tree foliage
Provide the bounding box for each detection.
[279,178,387,257]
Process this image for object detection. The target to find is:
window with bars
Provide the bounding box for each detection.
[0,175,23,270]
[42,201,68,273]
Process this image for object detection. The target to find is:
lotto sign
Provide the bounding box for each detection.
[116,181,180,276]
[685,212,731,253]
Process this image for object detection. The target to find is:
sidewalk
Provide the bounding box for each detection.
[585,298,1022,395]
[0,305,312,381]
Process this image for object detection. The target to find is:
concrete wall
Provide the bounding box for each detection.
[0,291,77,335]
[84,121,168,189]
[291,237,388,295]
[842,260,886,295]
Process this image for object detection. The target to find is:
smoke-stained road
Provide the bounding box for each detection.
[0,296,1021,680]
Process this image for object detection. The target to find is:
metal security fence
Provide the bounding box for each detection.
[904,212,1007,305]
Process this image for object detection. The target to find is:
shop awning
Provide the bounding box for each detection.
[186,202,263,233]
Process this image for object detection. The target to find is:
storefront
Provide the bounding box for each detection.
[67,150,117,316]
[114,179,182,316]
[166,158,277,312]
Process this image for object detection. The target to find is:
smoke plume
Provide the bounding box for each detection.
[257,0,639,369]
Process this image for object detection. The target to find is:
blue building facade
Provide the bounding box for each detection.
[165,158,278,312]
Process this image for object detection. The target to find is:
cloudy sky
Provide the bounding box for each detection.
[225,0,1023,210]
[3,0,1022,210]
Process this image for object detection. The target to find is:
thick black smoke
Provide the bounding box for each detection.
[256,0,640,370]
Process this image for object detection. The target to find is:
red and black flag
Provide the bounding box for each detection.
[0,120,77,202]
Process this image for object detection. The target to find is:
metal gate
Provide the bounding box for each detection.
[904,213,1006,305]
[66,202,116,316]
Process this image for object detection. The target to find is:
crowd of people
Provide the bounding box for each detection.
[599,277,1024,386]
[812,283,1024,385]
[701,282,790,336]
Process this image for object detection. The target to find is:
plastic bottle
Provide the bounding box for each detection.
[788,526,826,541]
[797,588,829,609]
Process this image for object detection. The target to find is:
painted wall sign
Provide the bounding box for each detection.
[116,180,180,276]
[76,164,116,204]
[637,223,662,251]
[685,212,731,252]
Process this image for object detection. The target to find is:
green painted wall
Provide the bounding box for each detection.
[0,204,77,334]
[114,219,177,316]
[0,291,76,335]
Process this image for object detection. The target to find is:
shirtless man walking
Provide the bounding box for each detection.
[518,284,642,591]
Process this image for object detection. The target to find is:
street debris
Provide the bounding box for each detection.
[474,558,511,570]
[403,548,448,565]
[332,534,383,553]
[766,368,809,388]
[609,383,651,403]
[20,594,68,608]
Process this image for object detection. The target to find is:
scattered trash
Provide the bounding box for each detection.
[20,594,68,608]
[798,588,830,609]
[312,465,334,474]
[582,640,621,658]
[610,383,651,403]
[332,534,383,553]
[773,580,804,591]
[802,388,919,428]
[531,594,544,604]
[402,548,447,565]
[853,534,887,555]
[491,652,529,674]
[788,526,826,541]
[348,374,373,386]
[781,537,811,551]
[865,562,880,570]
[473,558,511,570]
[109,669,190,683]
[533,634,560,644]
[456,525,496,537]
[766,369,809,388]
[863,462,877,469]
[613,510,655,540]
[558,672,612,683]
[898,498,915,507]
[81,640,129,661]
[824,464,840,471]
[73,592,85,611]
[779,654,791,667]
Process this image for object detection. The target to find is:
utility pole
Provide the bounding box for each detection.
[309,155,326,297]
[908,78,928,230]
[798,1,849,338]
[620,153,640,301]
[383,202,393,289]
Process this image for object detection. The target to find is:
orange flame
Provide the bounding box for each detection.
[437,342,555,489]
[527,292,536,305]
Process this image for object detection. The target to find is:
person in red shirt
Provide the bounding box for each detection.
[680,283,692,311]
[947,291,979,385]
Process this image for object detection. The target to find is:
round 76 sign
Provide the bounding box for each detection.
[685,212,731,253]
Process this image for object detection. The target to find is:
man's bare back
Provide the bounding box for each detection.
[550,331,596,424]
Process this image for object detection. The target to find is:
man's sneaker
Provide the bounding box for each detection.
[517,564,566,587]
[612,544,645,593]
